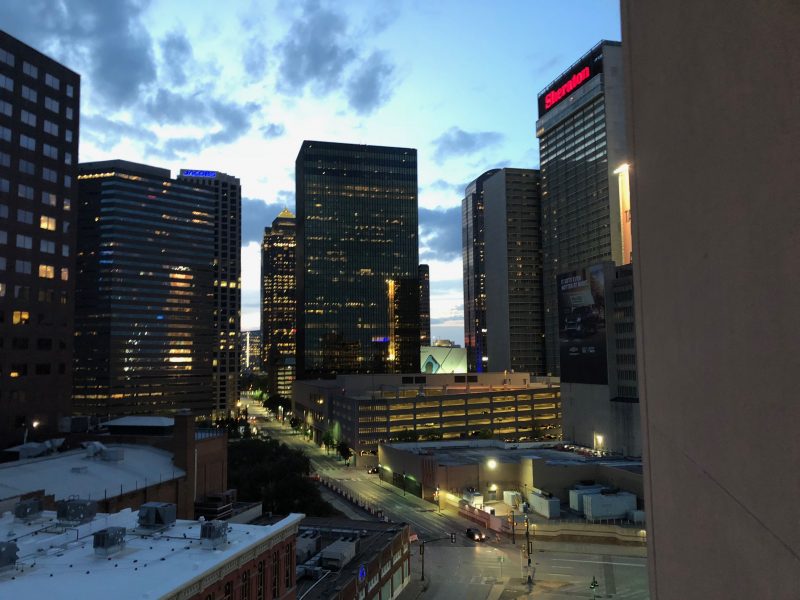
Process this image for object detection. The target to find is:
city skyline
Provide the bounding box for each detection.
[0,0,622,343]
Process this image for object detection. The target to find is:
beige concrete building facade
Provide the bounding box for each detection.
[622,1,800,598]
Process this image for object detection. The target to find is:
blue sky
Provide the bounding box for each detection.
[0,0,620,343]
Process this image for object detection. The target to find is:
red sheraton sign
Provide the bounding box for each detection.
[544,66,590,110]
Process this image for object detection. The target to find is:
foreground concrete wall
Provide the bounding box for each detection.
[621,1,800,598]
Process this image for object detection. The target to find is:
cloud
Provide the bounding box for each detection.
[243,40,269,80]
[346,51,395,115]
[419,206,461,262]
[241,197,293,244]
[81,114,157,150]
[427,179,465,195]
[261,123,286,139]
[145,98,260,159]
[432,127,504,163]
[274,0,398,113]
[160,30,193,86]
[276,190,295,206]
[275,0,357,95]
[0,0,157,108]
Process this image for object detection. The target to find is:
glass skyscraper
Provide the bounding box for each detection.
[295,141,419,378]
[261,208,296,398]
[177,169,241,417]
[536,41,628,376]
[462,169,500,372]
[74,160,215,416]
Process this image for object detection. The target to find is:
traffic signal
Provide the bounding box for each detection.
[450,533,456,544]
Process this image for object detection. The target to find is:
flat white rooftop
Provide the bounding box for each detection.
[0,444,185,502]
[0,509,303,598]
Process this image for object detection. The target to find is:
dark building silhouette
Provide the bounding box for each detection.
[295,141,419,378]
[0,31,80,447]
[177,169,241,417]
[74,160,214,416]
[462,169,500,372]
[261,208,296,398]
[419,264,430,346]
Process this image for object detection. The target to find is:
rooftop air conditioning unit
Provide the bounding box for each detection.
[0,542,18,570]
[56,499,98,524]
[93,527,127,556]
[14,498,43,521]
[138,502,177,529]
[200,520,228,549]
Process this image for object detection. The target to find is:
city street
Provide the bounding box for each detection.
[255,413,649,599]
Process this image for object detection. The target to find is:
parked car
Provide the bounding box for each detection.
[466,528,486,542]
[367,467,380,474]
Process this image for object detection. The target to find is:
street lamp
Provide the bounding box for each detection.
[590,576,599,599]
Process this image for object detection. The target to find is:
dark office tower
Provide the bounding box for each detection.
[536,41,629,376]
[483,168,545,375]
[74,160,214,417]
[418,264,430,346]
[0,31,80,447]
[177,169,241,417]
[295,141,419,378]
[261,208,296,398]
[462,169,500,372]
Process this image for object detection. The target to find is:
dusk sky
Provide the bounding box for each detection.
[0,0,621,343]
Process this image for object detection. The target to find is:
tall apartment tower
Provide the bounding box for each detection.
[536,40,629,376]
[0,31,80,447]
[418,264,430,346]
[261,208,296,398]
[483,168,545,375]
[74,160,214,416]
[461,169,500,372]
[177,169,241,417]
[296,141,419,378]
[623,2,798,597]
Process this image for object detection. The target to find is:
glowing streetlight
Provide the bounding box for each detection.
[487,459,497,470]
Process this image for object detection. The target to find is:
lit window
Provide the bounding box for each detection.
[38,264,55,279]
[60,267,68,281]
[12,310,30,325]
[40,215,57,231]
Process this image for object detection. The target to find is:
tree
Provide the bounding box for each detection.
[476,428,494,440]
[262,393,287,414]
[337,440,353,465]
[228,439,340,517]
[289,416,301,432]
[322,429,335,454]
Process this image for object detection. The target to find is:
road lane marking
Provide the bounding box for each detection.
[552,558,646,568]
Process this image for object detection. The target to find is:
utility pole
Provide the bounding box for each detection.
[510,509,515,544]
[420,534,457,581]
[525,515,532,585]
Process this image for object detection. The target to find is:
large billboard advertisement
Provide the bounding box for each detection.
[558,264,608,384]
[420,346,468,374]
